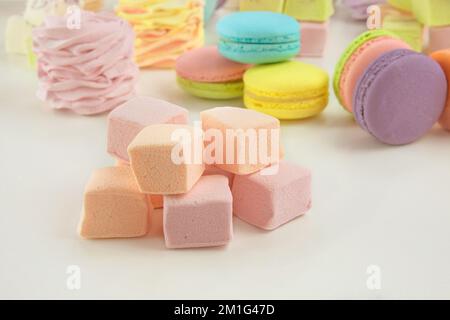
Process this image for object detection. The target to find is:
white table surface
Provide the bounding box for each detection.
[1,0,450,300]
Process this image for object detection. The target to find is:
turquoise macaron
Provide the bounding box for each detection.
[216,11,301,64]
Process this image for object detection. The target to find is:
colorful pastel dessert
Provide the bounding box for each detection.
[200,106,280,175]
[32,11,138,115]
[430,49,450,131]
[128,124,205,194]
[342,0,386,20]
[232,161,311,230]
[239,0,285,12]
[116,0,204,68]
[175,46,251,99]
[353,49,447,145]
[298,22,328,57]
[164,175,233,248]
[244,61,329,119]
[334,30,410,112]
[79,166,151,239]
[79,97,313,246]
[283,0,334,22]
[411,0,450,27]
[216,11,300,64]
[107,96,188,162]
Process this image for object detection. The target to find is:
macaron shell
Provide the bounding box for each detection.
[430,49,450,131]
[354,49,447,145]
[175,46,250,83]
[340,36,410,112]
[217,11,300,43]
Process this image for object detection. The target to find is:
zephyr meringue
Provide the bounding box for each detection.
[116,0,204,68]
[33,11,139,115]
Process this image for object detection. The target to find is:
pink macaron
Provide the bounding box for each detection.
[175,46,251,99]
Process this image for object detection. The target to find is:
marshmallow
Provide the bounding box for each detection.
[107,96,188,162]
[128,124,205,194]
[232,161,312,230]
[200,107,280,175]
[164,175,233,248]
[299,22,328,57]
[115,156,164,208]
[78,167,151,238]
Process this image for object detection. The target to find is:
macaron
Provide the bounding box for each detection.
[334,30,411,112]
[175,46,251,99]
[353,49,447,145]
[243,61,329,120]
[216,11,300,64]
[430,49,450,131]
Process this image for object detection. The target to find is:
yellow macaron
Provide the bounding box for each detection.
[243,61,329,120]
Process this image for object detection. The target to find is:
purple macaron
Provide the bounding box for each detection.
[353,49,447,145]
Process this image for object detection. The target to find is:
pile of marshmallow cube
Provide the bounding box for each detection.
[78,96,312,249]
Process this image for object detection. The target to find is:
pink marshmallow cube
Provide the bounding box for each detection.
[163,175,233,249]
[426,26,450,53]
[232,160,312,230]
[299,21,328,57]
[107,96,188,162]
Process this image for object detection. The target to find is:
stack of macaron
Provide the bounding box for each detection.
[175,10,329,120]
[79,96,312,249]
[32,11,139,115]
[115,0,204,68]
[239,0,334,57]
[334,30,448,145]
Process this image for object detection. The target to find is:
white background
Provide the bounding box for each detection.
[1,0,450,299]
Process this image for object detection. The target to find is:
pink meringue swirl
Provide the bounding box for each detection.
[33,11,138,115]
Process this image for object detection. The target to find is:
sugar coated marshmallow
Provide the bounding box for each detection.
[107,96,188,162]
[128,124,205,194]
[200,107,280,175]
[164,175,233,248]
[232,161,312,230]
[78,166,151,239]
